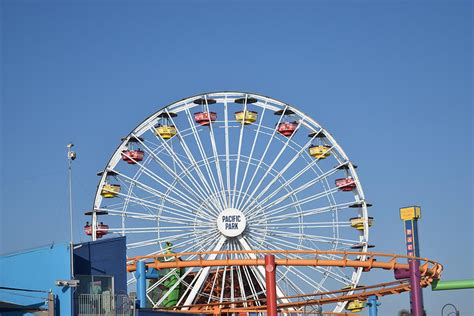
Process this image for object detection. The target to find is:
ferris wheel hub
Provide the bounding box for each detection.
[217,208,247,238]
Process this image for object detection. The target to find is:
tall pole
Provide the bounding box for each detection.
[399,206,424,316]
[67,143,76,278]
[265,254,277,316]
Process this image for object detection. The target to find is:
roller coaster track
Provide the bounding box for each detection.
[127,250,442,313]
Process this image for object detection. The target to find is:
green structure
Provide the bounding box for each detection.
[432,279,474,291]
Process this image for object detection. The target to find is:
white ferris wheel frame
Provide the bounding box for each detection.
[89,91,371,313]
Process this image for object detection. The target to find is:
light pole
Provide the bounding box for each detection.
[67,143,76,278]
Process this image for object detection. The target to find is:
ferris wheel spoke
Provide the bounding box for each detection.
[163,235,223,307]
[203,97,228,209]
[112,159,196,207]
[153,266,199,308]
[182,106,227,210]
[204,265,220,305]
[255,201,355,224]
[228,239,236,303]
[246,230,345,261]
[131,133,218,212]
[241,263,263,305]
[127,230,204,249]
[113,172,213,221]
[244,164,341,217]
[250,187,344,223]
[146,129,216,203]
[175,266,207,307]
[230,95,249,209]
[105,208,159,221]
[111,179,156,217]
[108,225,212,234]
[179,231,219,250]
[115,173,215,222]
[147,125,222,215]
[237,236,292,306]
[105,209,210,226]
[129,230,217,257]
[252,227,359,247]
[236,105,287,211]
[242,131,319,214]
[158,115,223,214]
[245,151,343,216]
[233,101,267,210]
[182,236,226,307]
[276,268,307,299]
[223,99,232,207]
[277,251,354,286]
[232,238,266,304]
[306,264,354,287]
[263,221,350,229]
[109,192,209,223]
[239,119,303,212]
[110,164,207,217]
[233,249,248,305]
[282,265,336,297]
[256,186,341,221]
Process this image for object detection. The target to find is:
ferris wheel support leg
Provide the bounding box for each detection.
[237,237,291,308]
[182,236,226,309]
[265,255,277,316]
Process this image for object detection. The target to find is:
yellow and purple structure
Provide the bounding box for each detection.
[400,206,424,316]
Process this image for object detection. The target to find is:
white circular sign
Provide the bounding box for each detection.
[217,208,246,237]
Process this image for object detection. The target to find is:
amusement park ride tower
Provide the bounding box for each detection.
[399,206,424,316]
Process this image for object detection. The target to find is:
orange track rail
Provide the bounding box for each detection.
[127,250,442,312]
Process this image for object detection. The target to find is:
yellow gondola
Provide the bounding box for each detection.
[235,111,258,125]
[346,300,365,312]
[101,184,121,198]
[309,145,331,159]
[350,217,374,230]
[155,125,177,139]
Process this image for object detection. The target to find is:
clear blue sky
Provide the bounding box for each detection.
[1,0,472,314]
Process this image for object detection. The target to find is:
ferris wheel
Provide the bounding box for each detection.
[87,91,372,313]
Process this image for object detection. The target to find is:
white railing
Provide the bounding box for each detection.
[76,294,132,316]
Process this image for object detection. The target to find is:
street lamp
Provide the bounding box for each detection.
[67,143,76,279]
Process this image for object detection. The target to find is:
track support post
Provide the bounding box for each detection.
[367,295,380,316]
[265,254,277,316]
[136,260,147,308]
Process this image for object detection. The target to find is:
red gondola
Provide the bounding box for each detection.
[121,136,145,164]
[84,222,109,238]
[84,222,92,236]
[335,177,356,191]
[121,149,144,164]
[96,222,109,238]
[277,122,298,137]
[194,112,217,126]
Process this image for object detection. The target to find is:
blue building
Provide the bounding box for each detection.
[0,237,127,316]
[0,242,73,315]
[0,237,207,316]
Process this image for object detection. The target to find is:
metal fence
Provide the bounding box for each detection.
[76,293,133,316]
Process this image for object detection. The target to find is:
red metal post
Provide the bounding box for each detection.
[265,254,277,316]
